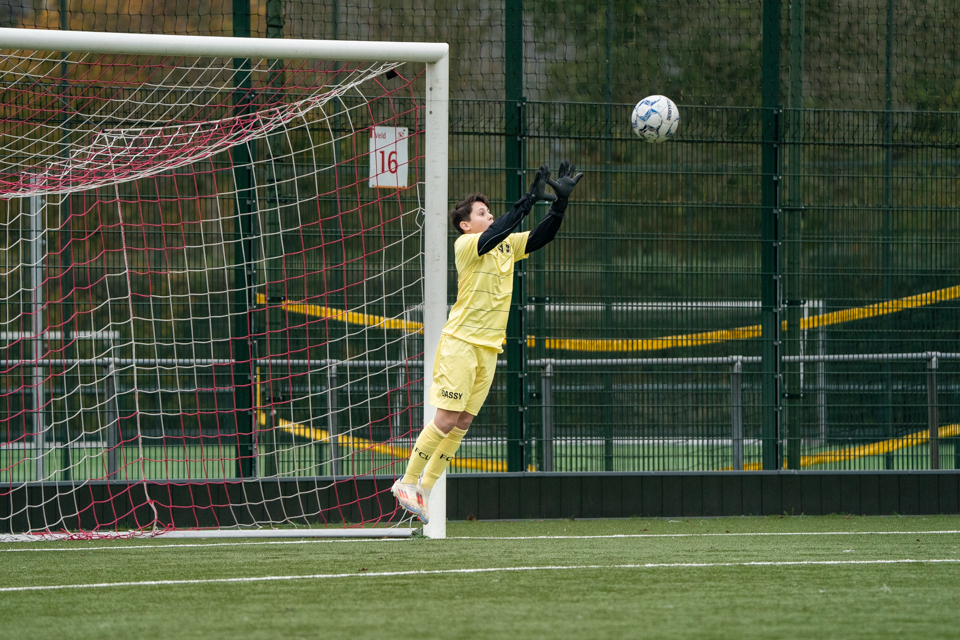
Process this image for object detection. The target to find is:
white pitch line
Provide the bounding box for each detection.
[2,530,959,552]
[1,559,958,593]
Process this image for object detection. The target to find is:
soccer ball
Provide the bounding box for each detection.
[631,95,680,143]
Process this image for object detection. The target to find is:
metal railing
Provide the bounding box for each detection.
[2,351,957,478]
[532,352,960,472]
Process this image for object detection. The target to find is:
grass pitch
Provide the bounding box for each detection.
[1,516,959,639]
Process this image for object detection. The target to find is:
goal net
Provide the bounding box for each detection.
[0,30,449,539]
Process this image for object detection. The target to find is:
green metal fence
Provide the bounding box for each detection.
[453,100,960,473]
[1,0,959,475]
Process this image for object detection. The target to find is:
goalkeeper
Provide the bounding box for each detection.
[392,161,584,523]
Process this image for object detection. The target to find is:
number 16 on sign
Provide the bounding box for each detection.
[369,126,408,189]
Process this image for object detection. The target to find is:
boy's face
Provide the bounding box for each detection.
[459,201,494,235]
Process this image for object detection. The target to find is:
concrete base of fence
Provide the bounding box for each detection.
[2,472,958,534]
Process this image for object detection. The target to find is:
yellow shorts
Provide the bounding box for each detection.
[429,334,499,415]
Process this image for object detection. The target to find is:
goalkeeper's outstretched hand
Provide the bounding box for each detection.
[527,165,558,203]
[548,160,584,200]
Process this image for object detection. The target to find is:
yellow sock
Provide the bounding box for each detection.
[419,427,467,490]
[400,421,445,485]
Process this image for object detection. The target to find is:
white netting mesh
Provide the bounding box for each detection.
[0,48,428,537]
[0,51,401,197]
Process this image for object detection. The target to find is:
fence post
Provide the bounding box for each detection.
[817,318,827,444]
[881,0,896,472]
[541,361,554,472]
[230,0,256,479]
[504,0,527,473]
[927,353,939,470]
[783,0,805,472]
[327,363,339,477]
[30,187,46,481]
[760,0,783,470]
[103,363,119,478]
[731,358,744,471]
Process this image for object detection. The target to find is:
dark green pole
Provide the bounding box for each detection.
[232,0,256,478]
[784,0,804,470]
[881,0,895,469]
[327,0,344,473]
[259,0,284,478]
[602,0,614,471]
[760,0,783,470]
[58,0,74,480]
[505,0,526,472]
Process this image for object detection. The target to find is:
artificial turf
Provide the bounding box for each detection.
[1,515,958,639]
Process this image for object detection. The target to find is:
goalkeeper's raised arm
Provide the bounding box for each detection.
[391,161,584,525]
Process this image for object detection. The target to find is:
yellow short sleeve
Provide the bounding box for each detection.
[454,232,481,271]
[509,231,530,261]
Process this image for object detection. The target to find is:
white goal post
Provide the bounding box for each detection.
[0,28,449,540]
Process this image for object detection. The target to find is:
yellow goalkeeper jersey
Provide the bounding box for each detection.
[441,230,530,351]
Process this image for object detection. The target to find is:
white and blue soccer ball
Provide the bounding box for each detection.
[631,95,680,143]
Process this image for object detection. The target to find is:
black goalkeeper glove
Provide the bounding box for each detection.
[547,160,584,201]
[526,164,558,203]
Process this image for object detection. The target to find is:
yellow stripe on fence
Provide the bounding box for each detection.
[801,285,960,330]
[256,284,960,353]
[264,408,956,474]
[528,284,960,352]
[800,423,960,467]
[729,424,960,471]
[526,326,762,352]
[254,293,424,333]
[274,417,510,472]
[256,367,511,471]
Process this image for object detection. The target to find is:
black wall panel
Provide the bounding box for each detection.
[641,476,663,517]
[621,476,643,517]
[681,476,703,517]
[761,475,782,515]
[443,472,959,520]
[662,476,684,517]
[918,474,939,515]
[600,476,622,518]
[742,474,763,515]
[939,474,959,514]
[860,475,881,515]
[540,475,563,519]
[3,472,959,533]
[800,474,821,515]
[840,475,861,515]
[702,475,723,517]
[721,475,743,516]
[879,474,900,515]
[582,476,604,518]
[899,475,920,515]
[820,475,842,515]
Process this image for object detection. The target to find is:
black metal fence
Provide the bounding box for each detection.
[1,1,959,474]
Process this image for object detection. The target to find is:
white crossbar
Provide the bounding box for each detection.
[0,28,448,63]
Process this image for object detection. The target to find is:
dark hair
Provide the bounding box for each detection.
[449,193,489,235]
